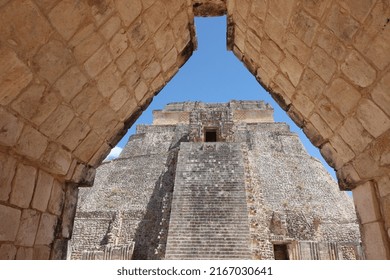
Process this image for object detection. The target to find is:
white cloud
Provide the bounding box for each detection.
[105,146,123,161]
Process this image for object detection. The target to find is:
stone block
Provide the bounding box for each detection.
[142,61,161,83]
[89,0,116,27]
[84,46,112,78]
[361,221,389,259]
[48,0,88,40]
[73,33,104,63]
[336,163,361,190]
[15,209,40,246]
[283,33,311,64]
[11,84,59,126]
[61,184,79,239]
[264,13,285,46]
[339,117,373,154]
[161,47,178,73]
[0,204,21,242]
[16,125,48,161]
[32,170,54,212]
[115,0,142,27]
[153,24,175,57]
[353,149,381,180]
[109,87,129,111]
[33,245,51,260]
[117,96,139,122]
[135,81,149,102]
[110,29,128,59]
[364,33,390,70]
[41,143,72,176]
[100,16,121,40]
[171,10,191,53]
[71,164,96,186]
[151,74,165,93]
[308,47,337,83]
[353,181,381,224]
[317,98,343,130]
[0,47,33,105]
[0,0,52,58]
[234,25,246,53]
[40,104,75,140]
[58,118,91,152]
[9,164,37,208]
[16,247,33,260]
[116,46,137,73]
[341,50,376,88]
[250,0,267,21]
[280,53,303,86]
[273,74,295,99]
[35,213,58,246]
[371,72,390,116]
[88,105,118,139]
[339,0,375,23]
[0,107,23,147]
[68,23,95,48]
[90,143,112,168]
[127,18,150,50]
[165,0,186,19]
[144,1,167,33]
[329,134,355,164]
[74,132,103,163]
[48,181,65,216]
[33,39,73,83]
[377,176,390,198]
[0,153,16,202]
[324,78,361,117]
[54,66,88,102]
[302,122,326,147]
[292,93,315,118]
[71,86,104,121]
[268,0,295,27]
[325,4,359,42]
[256,55,278,87]
[0,244,17,260]
[290,10,319,46]
[97,63,122,98]
[316,29,346,61]
[356,98,390,138]
[136,39,156,67]
[296,69,325,102]
[301,0,329,18]
[320,142,343,170]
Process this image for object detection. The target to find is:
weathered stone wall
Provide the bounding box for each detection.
[227,0,390,258]
[0,0,196,259]
[69,124,189,259]
[237,122,361,259]
[0,0,389,259]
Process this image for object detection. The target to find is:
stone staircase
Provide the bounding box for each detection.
[165,142,251,259]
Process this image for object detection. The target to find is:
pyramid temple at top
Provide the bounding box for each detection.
[69,100,363,260]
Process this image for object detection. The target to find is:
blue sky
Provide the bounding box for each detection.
[111,16,337,180]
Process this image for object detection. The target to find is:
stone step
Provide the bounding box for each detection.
[165,142,251,260]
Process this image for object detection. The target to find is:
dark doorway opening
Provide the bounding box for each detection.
[205,129,217,142]
[273,244,289,260]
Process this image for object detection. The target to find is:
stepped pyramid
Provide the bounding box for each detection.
[69,100,363,260]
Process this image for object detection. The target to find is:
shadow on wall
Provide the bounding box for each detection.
[132,137,185,259]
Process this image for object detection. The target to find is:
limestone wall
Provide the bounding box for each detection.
[238,123,361,259]
[0,0,389,259]
[69,124,189,259]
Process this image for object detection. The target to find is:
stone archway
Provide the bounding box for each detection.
[0,0,389,259]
